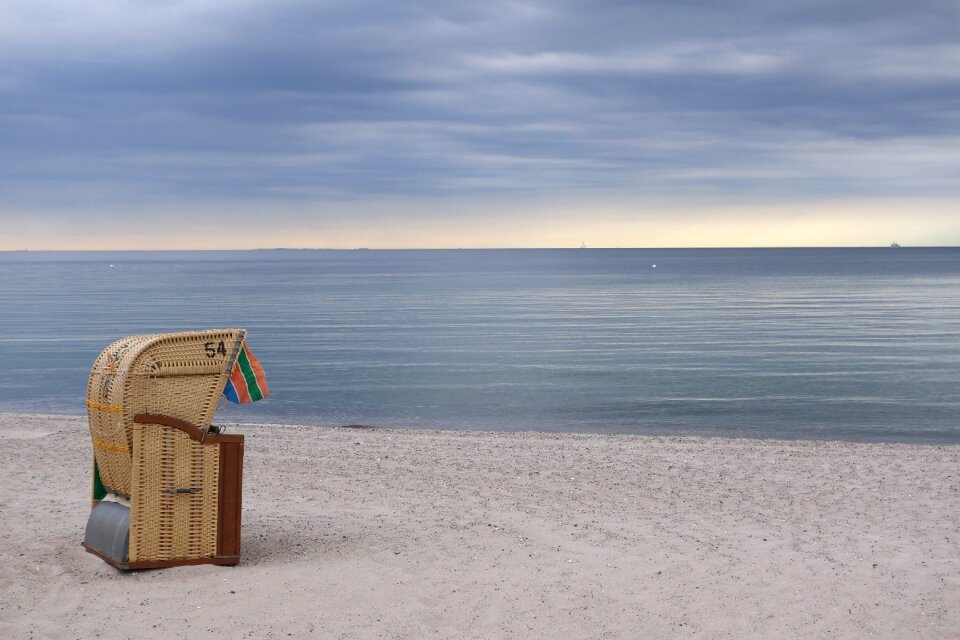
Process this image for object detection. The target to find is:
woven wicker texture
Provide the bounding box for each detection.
[129,421,220,562]
[86,329,245,496]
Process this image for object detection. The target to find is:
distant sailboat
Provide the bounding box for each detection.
[580,241,587,249]
[890,242,901,248]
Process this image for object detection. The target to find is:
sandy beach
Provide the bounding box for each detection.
[1,413,958,639]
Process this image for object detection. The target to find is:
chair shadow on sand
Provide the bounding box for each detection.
[237,514,367,566]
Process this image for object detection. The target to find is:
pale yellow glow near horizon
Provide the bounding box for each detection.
[1,197,957,250]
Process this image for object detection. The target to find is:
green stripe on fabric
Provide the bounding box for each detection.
[93,459,107,501]
[237,347,264,402]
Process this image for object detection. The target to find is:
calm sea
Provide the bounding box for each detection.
[1,248,958,442]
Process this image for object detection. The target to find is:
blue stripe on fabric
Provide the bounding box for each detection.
[223,379,241,404]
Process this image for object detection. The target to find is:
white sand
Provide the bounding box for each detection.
[1,413,958,639]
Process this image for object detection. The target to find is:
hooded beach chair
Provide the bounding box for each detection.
[82,329,268,569]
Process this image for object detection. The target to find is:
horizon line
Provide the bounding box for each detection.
[0,245,952,253]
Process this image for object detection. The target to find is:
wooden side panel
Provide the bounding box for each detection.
[217,437,244,558]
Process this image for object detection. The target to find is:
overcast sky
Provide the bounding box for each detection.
[1,0,958,249]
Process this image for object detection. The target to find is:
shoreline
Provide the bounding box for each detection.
[2,412,958,638]
[9,410,960,447]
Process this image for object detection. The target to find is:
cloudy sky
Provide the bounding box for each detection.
[1,0,958,249]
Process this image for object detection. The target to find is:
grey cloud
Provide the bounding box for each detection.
[1,0,958,209]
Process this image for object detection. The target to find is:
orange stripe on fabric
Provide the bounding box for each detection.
[230,364,253,403]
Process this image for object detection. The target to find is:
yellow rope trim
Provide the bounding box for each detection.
[86,400,123,413]
[92,439,129,453]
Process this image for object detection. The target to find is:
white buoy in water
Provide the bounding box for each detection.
[651,264,657,268]
[108,264,115,268]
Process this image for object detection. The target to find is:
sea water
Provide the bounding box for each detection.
[1,248,958,442]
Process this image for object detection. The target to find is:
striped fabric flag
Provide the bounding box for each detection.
[223,344,269,404]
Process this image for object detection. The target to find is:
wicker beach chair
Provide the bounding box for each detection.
[82,329,262,569]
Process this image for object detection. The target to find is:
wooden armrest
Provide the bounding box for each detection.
[134,413,243,444]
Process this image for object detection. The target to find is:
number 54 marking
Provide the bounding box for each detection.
[204,341,228,358]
